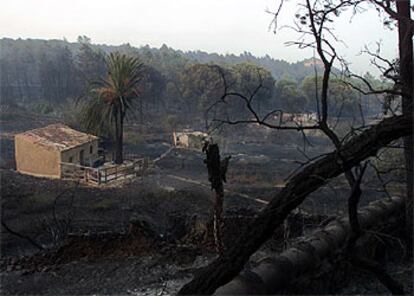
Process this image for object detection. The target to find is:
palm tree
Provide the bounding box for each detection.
[80,52,144,164]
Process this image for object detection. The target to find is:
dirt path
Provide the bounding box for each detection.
[152,146,175,163]
[165,174,269,205]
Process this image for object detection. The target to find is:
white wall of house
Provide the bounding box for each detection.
[61,139,99,166]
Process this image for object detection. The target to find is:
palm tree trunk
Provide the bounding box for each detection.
[140,97,144,125]
[114,109,124,164]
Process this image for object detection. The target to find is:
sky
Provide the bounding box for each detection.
[0,0,399,75]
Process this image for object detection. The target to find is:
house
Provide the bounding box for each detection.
[173,131,208,150]
[15,123,99,179]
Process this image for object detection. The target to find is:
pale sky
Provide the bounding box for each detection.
[0,0,400,75]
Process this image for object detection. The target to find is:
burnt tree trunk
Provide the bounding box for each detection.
[177,115,412,295]
[396,0,413,253]
[213,190,224,254]
[204,143,225,253]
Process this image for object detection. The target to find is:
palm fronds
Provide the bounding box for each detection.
[78,52,145,163]
[79,52,144,133]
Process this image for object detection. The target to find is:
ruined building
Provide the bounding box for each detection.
[173,131,208,150]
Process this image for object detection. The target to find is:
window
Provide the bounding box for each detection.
[90,145,93,154]
[68,156,73,163]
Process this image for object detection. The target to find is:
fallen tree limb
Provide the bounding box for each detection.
[177,115,412,295]
[214,196,404,294]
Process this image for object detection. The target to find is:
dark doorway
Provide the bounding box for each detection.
[79,149,84,165]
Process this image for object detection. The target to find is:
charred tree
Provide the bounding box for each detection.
[177,2,413,294]
[203,142,230,253]
[178,115,412,295]
[395,0,413,253]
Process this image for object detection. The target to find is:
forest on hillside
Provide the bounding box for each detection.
[0,37,385,133]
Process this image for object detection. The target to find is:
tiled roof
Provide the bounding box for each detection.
[16,123,98,151]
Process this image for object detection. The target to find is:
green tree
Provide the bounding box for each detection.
[231,63,275,114]
[301,75,322,112]
[76,37,106,84]
[301,75,363,117]
[275,77,307,111]
[138,65,166,123]
[179,63,223,127]
[80,52,144,164]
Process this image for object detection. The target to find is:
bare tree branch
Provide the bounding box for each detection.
[209,65,321,131]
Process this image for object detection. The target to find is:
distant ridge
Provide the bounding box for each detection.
[0,38,334,81]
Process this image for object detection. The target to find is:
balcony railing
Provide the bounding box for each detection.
[60,157,150,185]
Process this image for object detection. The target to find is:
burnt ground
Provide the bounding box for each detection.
[1,161,412,295]
[1,110,412,295]
[0,168,288,295]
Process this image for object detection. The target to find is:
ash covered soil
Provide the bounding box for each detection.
[1,165,412,295]
[1,112,412,295]
[0,168,283,295]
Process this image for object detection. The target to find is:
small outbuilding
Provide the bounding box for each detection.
[173,131,208,150]
[15,123,99,179]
